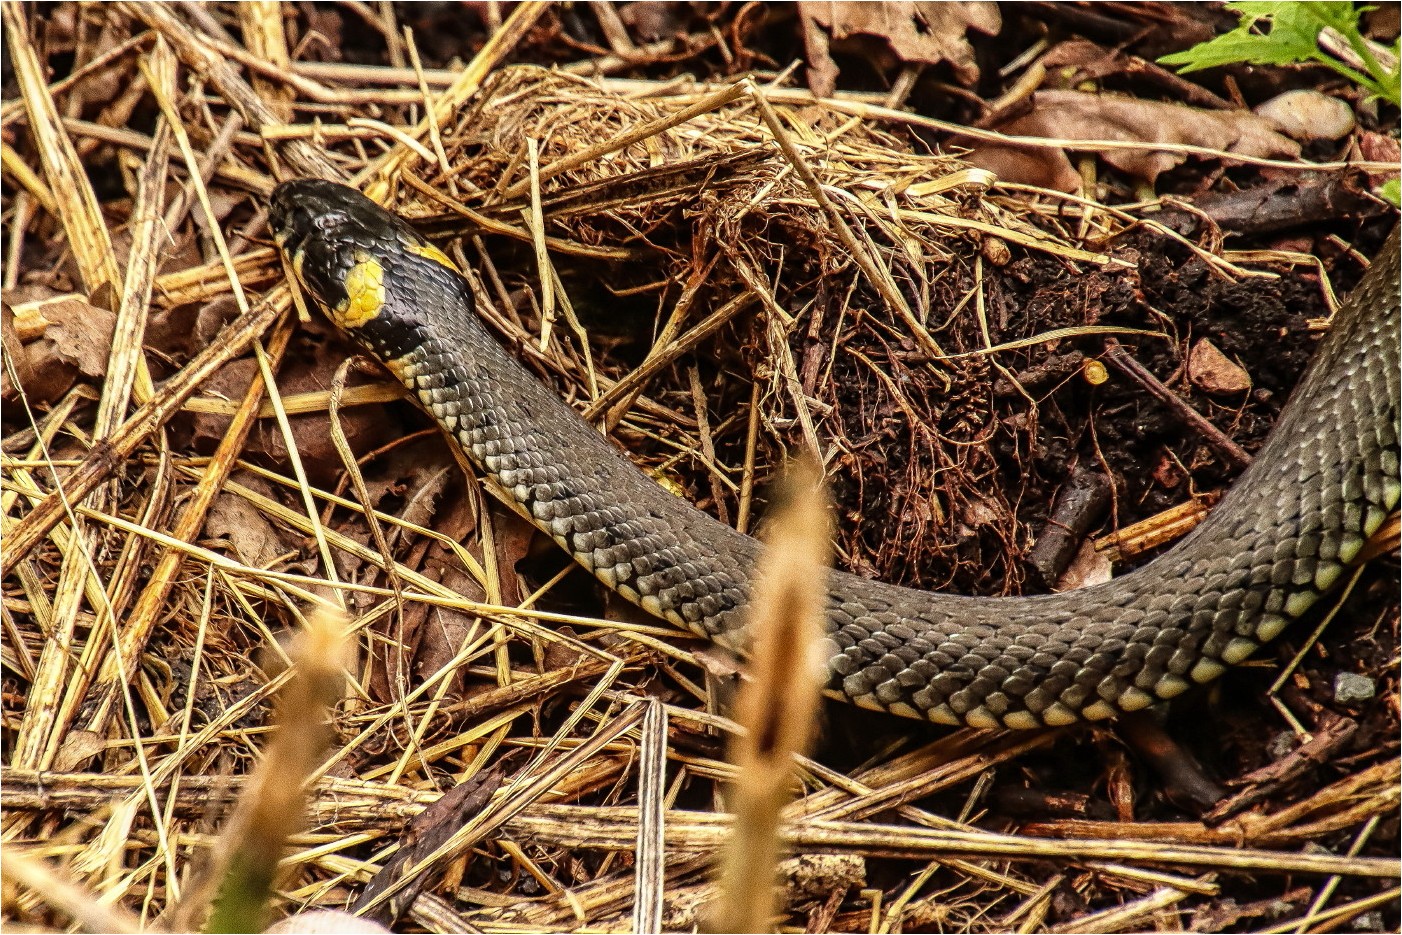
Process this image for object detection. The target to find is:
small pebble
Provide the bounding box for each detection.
[1187,338,1251,395]
[265,911,391,933]
[1268,730,1298,760]
[1334,671,1376,705]
[1354,911,1385,932]
[981,234,1012,266]
[1255,89,1356,141]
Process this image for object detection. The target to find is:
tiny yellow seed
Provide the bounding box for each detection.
[1082,359,1109,386]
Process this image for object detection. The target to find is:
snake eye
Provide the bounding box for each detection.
[269,184,323,259]
[270,179,365,249]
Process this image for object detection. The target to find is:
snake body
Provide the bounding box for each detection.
[270,179,1399,728]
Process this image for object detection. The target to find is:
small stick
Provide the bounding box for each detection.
[1027,466,1112,588]
[1157,169,1381,237]
[736,381,763,535]
[1116,712,1225,815]
[1102,338,1252,472]
[1094,495,1217,564]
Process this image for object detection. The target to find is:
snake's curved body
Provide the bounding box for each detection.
[270,179,1400,728]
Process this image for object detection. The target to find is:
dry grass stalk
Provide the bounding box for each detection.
[353,701,648,919]
[498,79,748,203]
[2,0,134,775]
[360,0,552,195]
[1259,885,1402,934]
[1,1,121,295]
[239,1,295,124]
[7,759,1397,878]
[0,288,288,568]
[71,316,299,749]
[33,60,172,772]
[721,86,1399,175]
[746,79,946,364]
[708,457,831,933]
[631,699,669,934]
[507,806,1399,878]
[123,1,338,181]
[1,845,143,934]
[1050,882,1199,934]
[182,607,352,934]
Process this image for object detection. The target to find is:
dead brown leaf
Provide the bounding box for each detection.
[967,90,1301,191]
[798,1,1001,97]
[176,355,397,487]
[1359,130,1401,190]
[207,475,290,568]
[34,295,116,377]
[2,295,116,405]
[1041,38,1141,84]
[957,493,1001,531]
[616,2,691,42]
[541,625,590,671]
[1152,452,1186,491]
[1,303,36,402]
[487,500,541,610]
[409,511,486,690]
[1056,539,1114,591]
[52,729,105,773]
[350,768,504,927]
[694,642,745,680]
[357,436,456,524]
[145,295,242,361]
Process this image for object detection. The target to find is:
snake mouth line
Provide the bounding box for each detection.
[271,177,1400,728]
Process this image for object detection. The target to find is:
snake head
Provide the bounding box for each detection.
[269,178,471,358]
[269,179,406,329]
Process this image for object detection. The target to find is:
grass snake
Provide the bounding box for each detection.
[269,178,1399,729]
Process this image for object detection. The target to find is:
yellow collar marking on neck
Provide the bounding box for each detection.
[337,250,386,328]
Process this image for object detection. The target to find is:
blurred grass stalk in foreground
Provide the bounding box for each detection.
[193,607,352,935]
[708,457,832,934]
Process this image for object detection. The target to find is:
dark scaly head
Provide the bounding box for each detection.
[268,178,471,362]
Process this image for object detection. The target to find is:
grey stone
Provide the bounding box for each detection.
[1333,672,1376,705]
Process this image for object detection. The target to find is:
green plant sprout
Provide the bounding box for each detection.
[1161,2,1400,205]
[1161,3,1400,105]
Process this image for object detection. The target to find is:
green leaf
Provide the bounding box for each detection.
[1159,3,1320,72]
[1381,178,1401,208]
[1160,1,1399,106]
[1295,2,1367,33]
[1159,31,1309,72]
